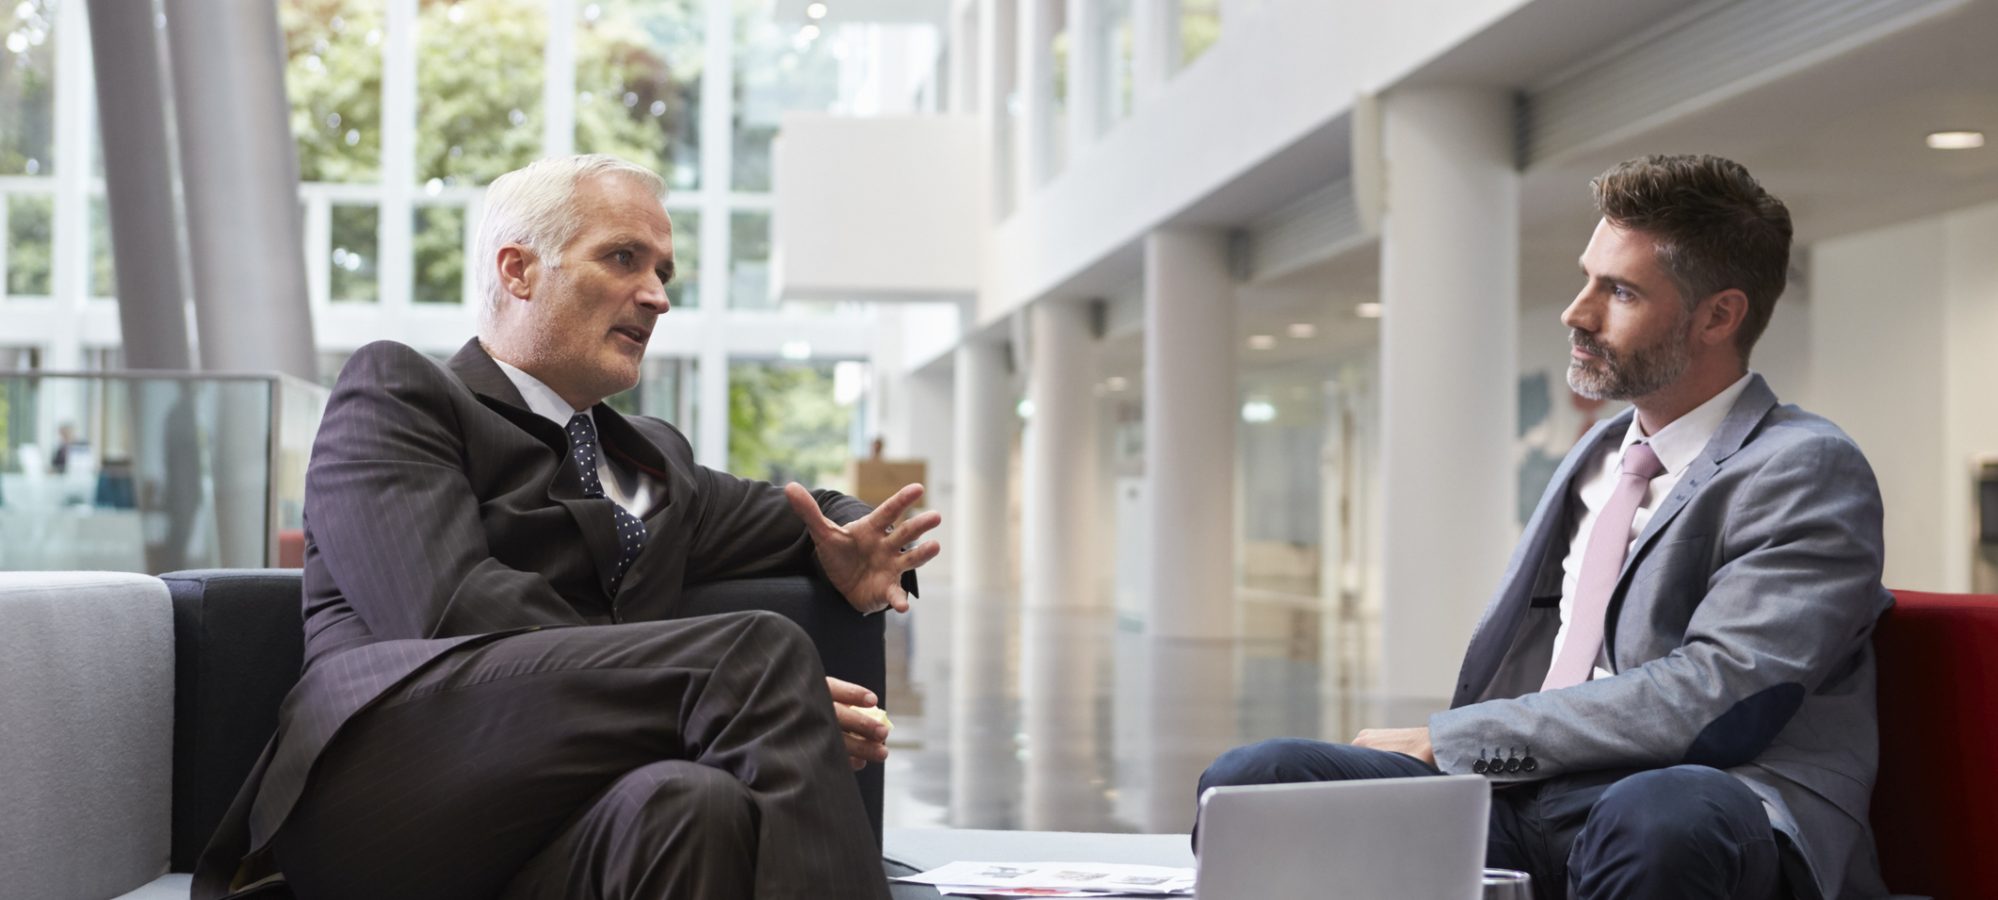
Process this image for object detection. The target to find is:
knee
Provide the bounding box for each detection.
[734,609,815,656]
[1200,739,1342,792]
[610,761,757,836]
[1579,766,1763,867]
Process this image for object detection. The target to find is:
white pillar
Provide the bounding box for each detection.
[954,338,1014,592]
[1021,300,1097,611]
[1015,0,1054,191]
[1143,229,1235,639]
[1377,87,1518,704]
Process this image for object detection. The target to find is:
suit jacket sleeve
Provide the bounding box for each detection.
[681,462,874,583]
[1428,433,1887,779]
[306,342,589,639]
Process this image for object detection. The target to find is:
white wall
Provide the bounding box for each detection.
[1806,199,1998,592]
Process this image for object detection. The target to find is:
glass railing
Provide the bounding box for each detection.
[0,371,329,574]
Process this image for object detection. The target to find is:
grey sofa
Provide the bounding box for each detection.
[0,569,886,900]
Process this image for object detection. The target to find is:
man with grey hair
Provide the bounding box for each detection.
[193,154,937,900]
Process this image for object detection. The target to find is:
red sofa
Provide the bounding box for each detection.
[1872,590,1998,899]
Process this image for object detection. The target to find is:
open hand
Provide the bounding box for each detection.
[784,482,941,615]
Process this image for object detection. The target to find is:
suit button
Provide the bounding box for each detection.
[1503,756,1522,775]
[1521,755,1538,773]
[1472,758,1489,775]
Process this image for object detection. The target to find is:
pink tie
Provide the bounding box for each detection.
[1542,442,1665,691]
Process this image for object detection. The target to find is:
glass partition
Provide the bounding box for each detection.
[0,372,329,574]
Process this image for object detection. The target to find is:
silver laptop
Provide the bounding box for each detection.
[1194,775,1490,900]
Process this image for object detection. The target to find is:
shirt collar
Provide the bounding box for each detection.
[491,357,590,430]
[1618,372,1756,476]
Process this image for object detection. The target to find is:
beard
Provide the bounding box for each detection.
[1566,316,1692,401]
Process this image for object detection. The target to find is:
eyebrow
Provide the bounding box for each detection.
[1578,258,1640,292]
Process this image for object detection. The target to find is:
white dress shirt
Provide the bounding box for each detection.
[491,358,660,519]
[1548,372,1755,682]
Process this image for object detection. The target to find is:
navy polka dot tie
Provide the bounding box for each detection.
[566,413,648,593]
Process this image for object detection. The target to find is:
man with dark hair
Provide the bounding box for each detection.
[1198,155,1890,900]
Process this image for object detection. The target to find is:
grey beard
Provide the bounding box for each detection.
[1566,327,1691,401]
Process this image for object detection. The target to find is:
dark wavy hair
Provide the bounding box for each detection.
[1591,154,1792,360]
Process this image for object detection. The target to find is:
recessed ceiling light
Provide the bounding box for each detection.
[806,2,829,19]
[1105,376,1128,391]
[1247,334,1277,350]
[1286,322,1317,339]
[1926,130,1986,150]
[1355,302,1382,319]
[780,340,812,360]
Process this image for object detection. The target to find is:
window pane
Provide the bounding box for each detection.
[728,359,856,490]
[412,204,464,304]
[668,207,699,309]
[282,0,383,183]
[1,0,56,176]
[329,203,379,302]
[728,209,770,309]
[1177,0,1219,70]
[575,0,703,191]
[731,4,936,191]
[90,195,114,297]
[6,193,53,296]
[417,0,545,186]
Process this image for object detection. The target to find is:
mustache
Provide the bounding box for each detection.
[1569,329,1613,362]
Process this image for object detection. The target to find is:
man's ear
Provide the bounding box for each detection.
[1698,288,1749,350]
[497,244,539,301]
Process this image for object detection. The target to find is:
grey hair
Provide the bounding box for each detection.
[475,154,667,331]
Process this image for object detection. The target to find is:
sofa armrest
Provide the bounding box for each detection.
[0,572,174,900]
[679,575,888,844]
[160,569,306,873]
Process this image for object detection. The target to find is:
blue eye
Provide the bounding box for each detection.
[613,249,635,266]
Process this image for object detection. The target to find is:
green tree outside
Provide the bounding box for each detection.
[728,362,852,490]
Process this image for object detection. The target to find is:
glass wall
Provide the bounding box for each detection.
[0,372,328,574]
[727,358,866,491]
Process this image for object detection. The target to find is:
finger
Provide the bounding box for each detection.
[885,583,910,614]
[783,482,844,543]
[887,510,943,546]
[825,676,877,707]
[866,483,926,527]
[835,703,889,741]
[843,731,890,763]
[899,540,942,570]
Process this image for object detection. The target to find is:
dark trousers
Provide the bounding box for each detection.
[1197,739,1784,900]
[270,612,890,900]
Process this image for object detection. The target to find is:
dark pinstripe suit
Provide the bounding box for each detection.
[192,339,893,900]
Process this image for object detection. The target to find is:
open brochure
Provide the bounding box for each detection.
[892,861,1196,897]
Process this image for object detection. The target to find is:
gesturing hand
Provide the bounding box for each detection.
[828,676,890,770]
[783,481,942,615]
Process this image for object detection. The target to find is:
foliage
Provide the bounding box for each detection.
[728,362,851,489]
[1,0,57,176]
[6,195,51,295]
[282,0,703,305]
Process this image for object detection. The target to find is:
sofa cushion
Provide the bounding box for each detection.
[0,572,174,900]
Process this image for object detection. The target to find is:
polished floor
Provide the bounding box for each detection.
[875,587,1447,836]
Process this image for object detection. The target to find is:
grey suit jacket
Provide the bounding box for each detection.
[1430,375,1891,900]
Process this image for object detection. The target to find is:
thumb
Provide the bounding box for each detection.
[784,482,837,540]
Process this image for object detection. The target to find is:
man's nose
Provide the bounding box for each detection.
[1560,292,1595,332]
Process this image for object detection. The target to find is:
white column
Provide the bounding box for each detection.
[954,337,1014,591]
[1064,0,1099,157]
[1015,0,1052,191]
[1377,87,1518,704]
[1021,300,1097,611]
[1142,229,1235,639]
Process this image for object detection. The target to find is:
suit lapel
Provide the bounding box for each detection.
[1453,413,1630,706]
[447,338,625,596]
[1603,374,1778,660]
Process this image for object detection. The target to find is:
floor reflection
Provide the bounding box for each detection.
[880,587,1424,836]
